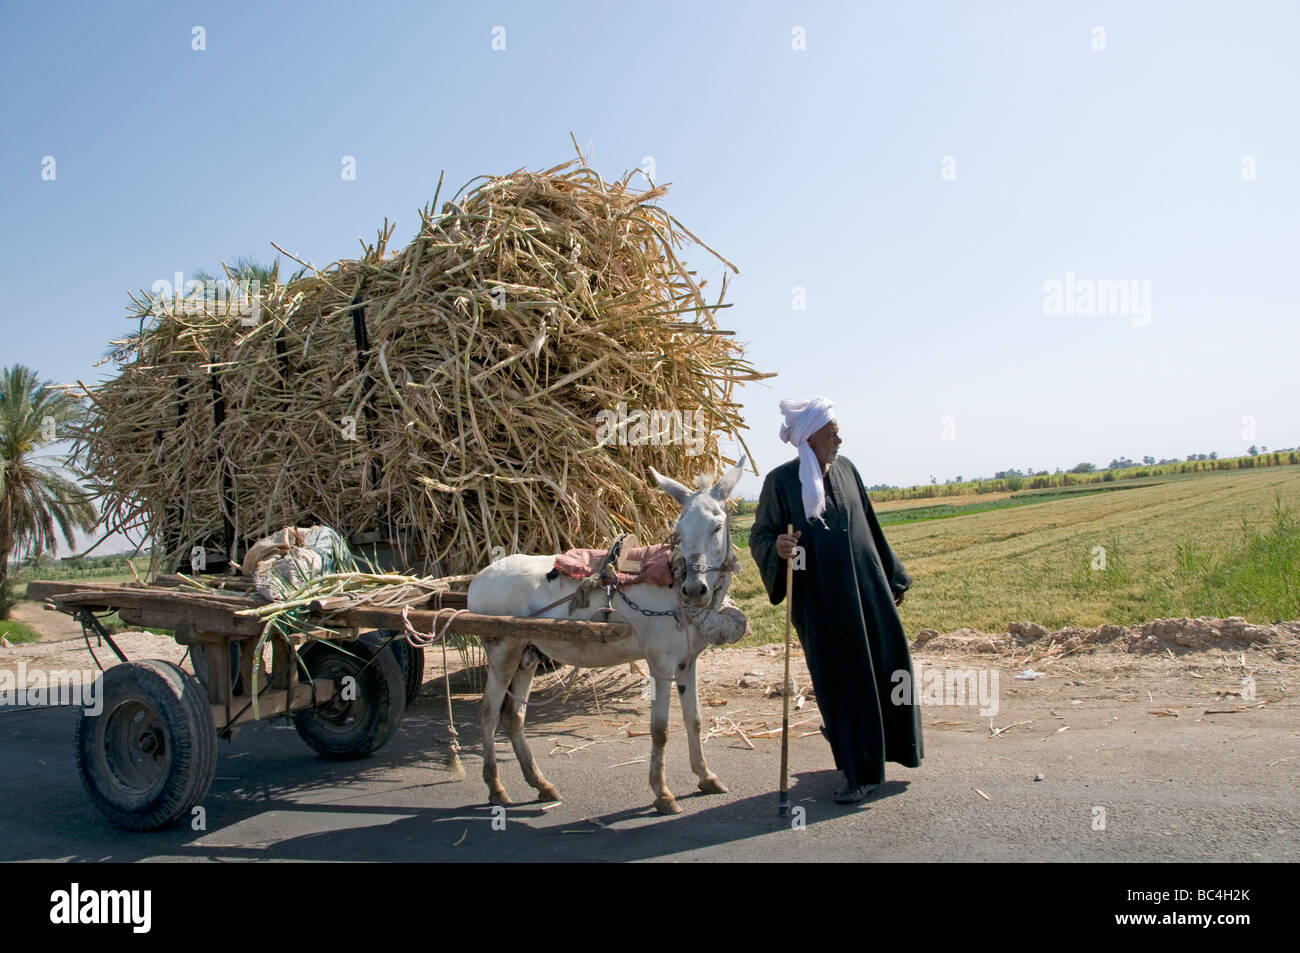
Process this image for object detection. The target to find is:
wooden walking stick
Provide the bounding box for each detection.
[778,523,795,817]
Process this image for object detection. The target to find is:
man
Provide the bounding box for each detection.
[749,396,923,803]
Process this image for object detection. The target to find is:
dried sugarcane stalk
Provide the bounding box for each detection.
[70,147,773,576]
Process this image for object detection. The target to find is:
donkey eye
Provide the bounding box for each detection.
[712,525,722,534]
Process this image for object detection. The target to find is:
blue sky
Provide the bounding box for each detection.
[2,1,1296,551]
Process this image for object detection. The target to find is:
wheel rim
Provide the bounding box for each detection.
[103,699,169,795]
[311,657,370,735]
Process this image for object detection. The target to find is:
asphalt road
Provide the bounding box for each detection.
[1,679,1295,862]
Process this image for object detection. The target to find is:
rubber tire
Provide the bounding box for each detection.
[388,633,424,707]
[363,630,423,707]
[76,659,218,832]
[292,638,405,760]
[404,642,425,706]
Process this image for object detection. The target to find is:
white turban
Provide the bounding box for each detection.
[778,396,836,525]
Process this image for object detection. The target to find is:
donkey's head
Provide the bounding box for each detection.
[649,456,746,608]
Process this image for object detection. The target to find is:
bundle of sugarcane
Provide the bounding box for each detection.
[71,146,771,575]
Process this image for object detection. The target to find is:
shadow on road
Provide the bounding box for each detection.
[0,681,904,862]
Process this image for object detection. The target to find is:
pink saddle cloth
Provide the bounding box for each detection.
[553,543,676,588]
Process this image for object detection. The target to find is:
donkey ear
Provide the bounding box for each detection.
[650,466,694,506]
[710,455,746,502]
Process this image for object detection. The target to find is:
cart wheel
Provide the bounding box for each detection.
[293,638,405,760]
[402,642,426,706]
[76,660,217,831]
[373,630,425,706]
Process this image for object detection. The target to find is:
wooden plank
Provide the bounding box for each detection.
[238,638,256,695]
[125,607,255,636]
[272,635,294,715]
[204,642,229,707]
[117,606,266,637]
[29,580,267,636]
[43,599,256,637]
[50,591,255,613]
[175,627,248,645]
[28,579,260,610]
[211,682,330,730]
[427,591,469,608]
[27,580,152,601]
[28,579,631,644]
[329,605,634,642]
[170,625,352,646]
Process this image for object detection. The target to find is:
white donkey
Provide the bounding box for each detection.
[466,459,749,815]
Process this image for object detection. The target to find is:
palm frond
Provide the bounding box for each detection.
[0,364,98,594]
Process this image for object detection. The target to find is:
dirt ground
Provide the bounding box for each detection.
[2,603,1297,861]
[544,615,1300,756]
[5,602,1295,754]
[4,599,89,643]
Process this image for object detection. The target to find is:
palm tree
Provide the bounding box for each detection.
[0,364,97,618]
[103,257,284,365]
[195,256,283,290]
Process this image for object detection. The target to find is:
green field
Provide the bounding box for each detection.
[7,469,1296,646]
[4,562,146,638]
[727,465,1300,642]
[0,618,41,644]
[8,567,140,601]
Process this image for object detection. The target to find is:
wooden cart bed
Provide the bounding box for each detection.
[24,575,634,832]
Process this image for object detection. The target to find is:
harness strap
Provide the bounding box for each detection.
[507,525,738,700]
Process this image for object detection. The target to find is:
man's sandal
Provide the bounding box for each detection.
[833,784,877,804]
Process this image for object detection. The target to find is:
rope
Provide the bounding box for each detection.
[291,602,458,693]
[400,604,464,646]
[441,621,459,758]
[436,525,738,718]
[400,605,468,756]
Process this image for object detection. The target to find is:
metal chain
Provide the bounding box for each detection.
[613,516,737,620]
[614,585,682,619]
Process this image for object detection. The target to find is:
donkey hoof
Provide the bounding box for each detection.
[653,794,683,815]
[536,784,562,802]
[488,790,513,807]
[697,776,729,795]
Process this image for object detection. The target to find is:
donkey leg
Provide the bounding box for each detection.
[480,640,521,807]
[678,657,727,794]
[648,676,681,814]
[502,659,560,802]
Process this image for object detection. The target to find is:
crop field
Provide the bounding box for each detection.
[9,566,139,601]
[728,464,1300,641]
[11,469,1295,647]
[3,562,145,641]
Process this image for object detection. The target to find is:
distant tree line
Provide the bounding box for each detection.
[864,449,1300,502]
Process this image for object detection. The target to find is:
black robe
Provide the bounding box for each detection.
[749,455,923,785]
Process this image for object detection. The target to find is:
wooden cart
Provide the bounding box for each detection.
[26,577,633,831]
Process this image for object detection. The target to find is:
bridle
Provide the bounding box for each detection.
[611,508,738,629]
[668,507,739,576]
